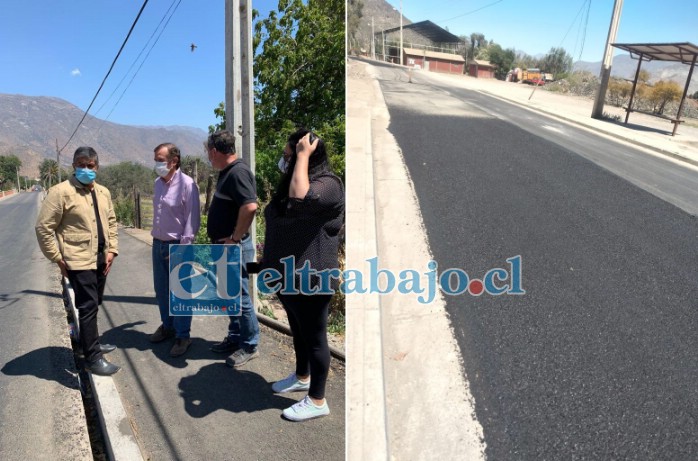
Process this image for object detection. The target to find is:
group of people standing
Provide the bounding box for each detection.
[34,128,344,422]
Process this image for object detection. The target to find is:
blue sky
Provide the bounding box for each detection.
[0,0,279,131]
[387,0,698,63]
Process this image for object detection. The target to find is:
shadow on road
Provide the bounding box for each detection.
[1,346,79,390]
[100,321,235,369]
[0,289,63,310]
[102,295,157,305]
[178,364,296,418]
[606,118,673,136]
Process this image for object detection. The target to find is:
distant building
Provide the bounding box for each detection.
[378,20,465,75]
[468,60,496,78]
[403,47,465,74]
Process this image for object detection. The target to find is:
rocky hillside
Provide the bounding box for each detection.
[0,93,208,178]
[574,55,698,93]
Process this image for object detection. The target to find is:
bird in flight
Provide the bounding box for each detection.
[190,43,197,52]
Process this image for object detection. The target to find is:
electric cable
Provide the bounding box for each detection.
[98,0,182,131]
[94,0,178,119]
[59,0,150,153]
[437,0,505,24]
[559,0,589,52]
[577,0,591,61]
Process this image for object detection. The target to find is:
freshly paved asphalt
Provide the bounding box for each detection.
[0,192,91,460]
[375,63,698,460]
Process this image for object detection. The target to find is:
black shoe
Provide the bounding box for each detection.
[86,358,120,376]
[100,344,116,354]
[210,337,239,354]
[150,325,176,343]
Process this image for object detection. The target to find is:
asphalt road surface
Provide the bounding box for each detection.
[373,62,698,460]
[0,192,91,460]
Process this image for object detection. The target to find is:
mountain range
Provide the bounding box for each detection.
[573,55,698,93]
[0,93,209,178]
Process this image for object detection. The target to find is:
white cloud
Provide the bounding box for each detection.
[71,68,81,77]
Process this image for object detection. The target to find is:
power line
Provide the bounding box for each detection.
[94,0,179,119]
[59,0,150,153]
[436,0,505,24]
[577,0,591,61]
[559,0,590,53]
[98,0,182,130]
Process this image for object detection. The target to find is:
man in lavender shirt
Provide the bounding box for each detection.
[148,143,201,357]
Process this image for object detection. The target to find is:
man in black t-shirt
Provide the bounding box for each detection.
[206,130,260,367]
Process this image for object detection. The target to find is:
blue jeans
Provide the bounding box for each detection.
[226,235,259,350]
[152,238,192,339]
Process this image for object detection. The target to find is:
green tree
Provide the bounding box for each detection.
[487,44,515,79]
[540,47,573,78]
[513,51,539,70]
[254,0,344,134]
[210,0,345,201]
[181,154,213,192]
[0,155,21,190]
[98,162,155,197]
[469,32,487,63]
[39,158,58,189]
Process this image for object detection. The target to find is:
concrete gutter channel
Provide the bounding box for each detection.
[62,230,344,460]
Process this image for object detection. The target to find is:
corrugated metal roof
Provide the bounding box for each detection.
[403,47,465,62]
[611,42,698,65]
[381,20,463,44]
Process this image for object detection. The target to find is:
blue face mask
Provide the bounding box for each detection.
[75,168,97,185]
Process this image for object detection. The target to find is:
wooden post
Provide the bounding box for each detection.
[134,187,141,229]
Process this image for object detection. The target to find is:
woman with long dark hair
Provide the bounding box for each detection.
[262,128,344,421]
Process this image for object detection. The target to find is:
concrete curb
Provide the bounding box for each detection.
[346,60,390,460]
[63,278,144,461]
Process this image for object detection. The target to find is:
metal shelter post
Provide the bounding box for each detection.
[624,53,643,124]
[673,53,697,136]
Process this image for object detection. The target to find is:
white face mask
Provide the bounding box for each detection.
[155,161,171,178]
[278,156,289,173]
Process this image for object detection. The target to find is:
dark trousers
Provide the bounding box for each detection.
[278,293,333,400]
[67,253,107,362]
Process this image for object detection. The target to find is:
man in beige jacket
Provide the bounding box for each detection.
[35,146,120,376]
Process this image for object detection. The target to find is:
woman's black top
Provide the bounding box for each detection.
[262,172,344,291]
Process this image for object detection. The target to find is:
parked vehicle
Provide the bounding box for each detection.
[510,68,548,85]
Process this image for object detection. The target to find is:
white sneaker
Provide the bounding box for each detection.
[282,396,330,421]
[272,372,310,393]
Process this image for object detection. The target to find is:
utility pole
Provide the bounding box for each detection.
[16,166,20,193]
[225,0,243,151]
[56,139,61,183]
[399,0,403,66]
[592,0,624,119]
[382,30,385,61]
[371,17,375,60]
[225,0,258,303]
